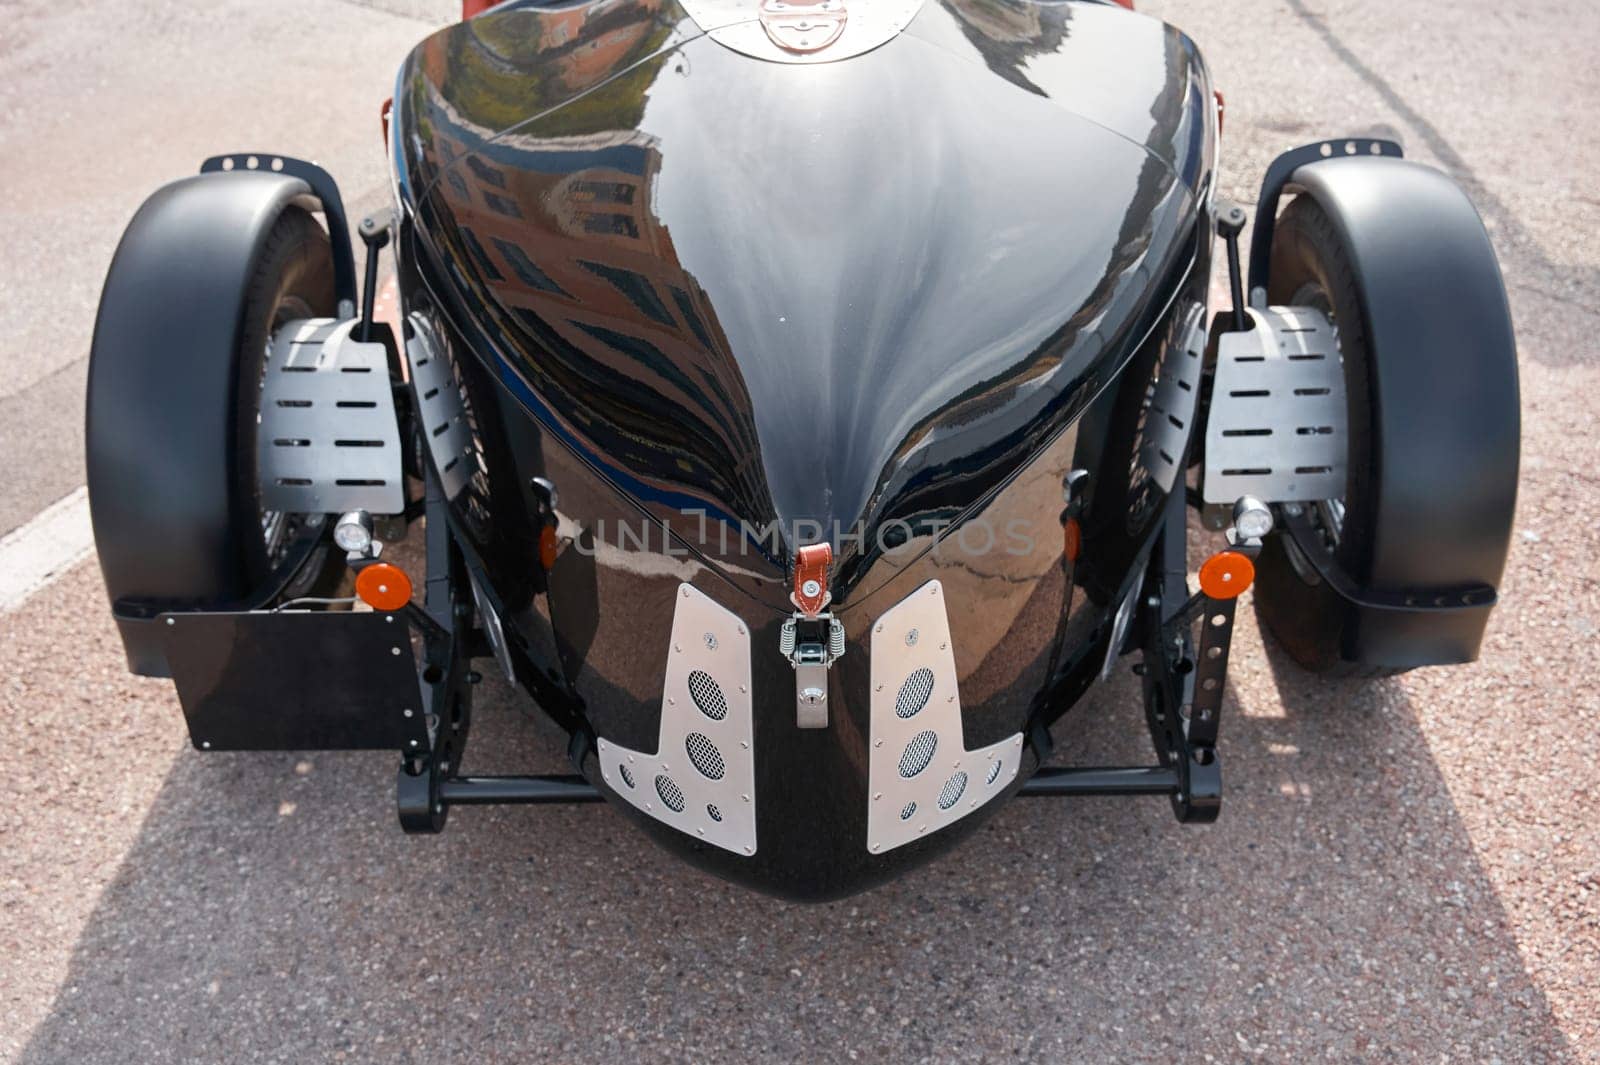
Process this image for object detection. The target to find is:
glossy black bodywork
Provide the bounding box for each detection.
[388,0,1216,898]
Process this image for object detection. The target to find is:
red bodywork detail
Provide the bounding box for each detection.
[792,543,833,617]
[381,97,393,148]
[462,0,496,17]
[1215,89,1226,136]
[1110,0,1135,8]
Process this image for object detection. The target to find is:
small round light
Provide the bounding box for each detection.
[1232,495,1274,540]
[333,510,374,553]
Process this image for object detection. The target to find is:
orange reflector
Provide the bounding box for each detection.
[356,563,413,612]
[1063,517,1082,563]
[1199,551,1255,600]
[539,525,559,571]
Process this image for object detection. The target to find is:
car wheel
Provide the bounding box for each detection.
[233,206,342,594]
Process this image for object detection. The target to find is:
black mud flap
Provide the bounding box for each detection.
[158,610,428,752]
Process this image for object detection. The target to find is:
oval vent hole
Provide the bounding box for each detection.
[938,771,969,810]
[895,667,934,719]
[899,730,938,778]
[655,775,685,812]
[688,670,728,721]
[707,803,723,823]
[686,732,726,780]
[986,760,1003,786]
[900,801,916,822]
[619,764,635,789]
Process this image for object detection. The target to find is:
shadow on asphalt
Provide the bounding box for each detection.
[17,633,1575,1061]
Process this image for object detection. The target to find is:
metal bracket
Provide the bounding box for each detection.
[780,613,845,728]
[259,318,406,515]
[1202,306,1349,507]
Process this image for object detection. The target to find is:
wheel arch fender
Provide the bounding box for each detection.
[1270,154,1521,664]
[87,170,319,673]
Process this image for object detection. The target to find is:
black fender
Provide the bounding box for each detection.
[1257,149,1520,667]
[87,168,331,675]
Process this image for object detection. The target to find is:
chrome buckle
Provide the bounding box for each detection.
[780,612,845,729]
[783,543,842,729]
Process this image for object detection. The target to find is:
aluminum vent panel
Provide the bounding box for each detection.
[258,318,404,515]
[867,580,1023,854]
[1203,306,1349,505]
[1136,306,1207,495]
[598,584,756,855]
[404,312,480,501]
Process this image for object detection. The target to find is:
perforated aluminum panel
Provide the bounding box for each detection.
[1136,307,1207,495]
[1203,306,1349,505]
[598,585,757,855]
[258,318,404,515]
[867,580,1023,854]
[404,313,479,501]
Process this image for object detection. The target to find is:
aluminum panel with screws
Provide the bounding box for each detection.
[1202,306,1349,505]
[597,584,757,856]
[258,318,405,515]
[866,580,1023,854]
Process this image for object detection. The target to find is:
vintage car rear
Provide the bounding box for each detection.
[387,0,1216,897]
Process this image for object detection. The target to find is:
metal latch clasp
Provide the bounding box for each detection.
[783,543,843,729]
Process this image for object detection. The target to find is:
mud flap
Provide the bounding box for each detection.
[159,610,428,752]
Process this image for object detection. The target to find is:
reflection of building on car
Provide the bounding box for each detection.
[84,0,1518,901]
[432,122,774,527]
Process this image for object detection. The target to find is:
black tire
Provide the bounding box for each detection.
[233,207,338,590]
[1252,197,1407,679]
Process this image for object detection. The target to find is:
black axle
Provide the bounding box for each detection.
[438,775,603,805]
[1018,766,1180,797]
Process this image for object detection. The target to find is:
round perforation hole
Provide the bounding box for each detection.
[654,775,685,812]
[895,667,934,719]
[899,730,938,778]
[686,732,726,780]
[900,801,916,821]
[688,670,728,721]
[938,771,969,810]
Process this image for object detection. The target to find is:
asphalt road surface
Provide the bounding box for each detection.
[3,0,1599,1061]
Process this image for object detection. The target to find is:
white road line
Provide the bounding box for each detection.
[0,486,94,613]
